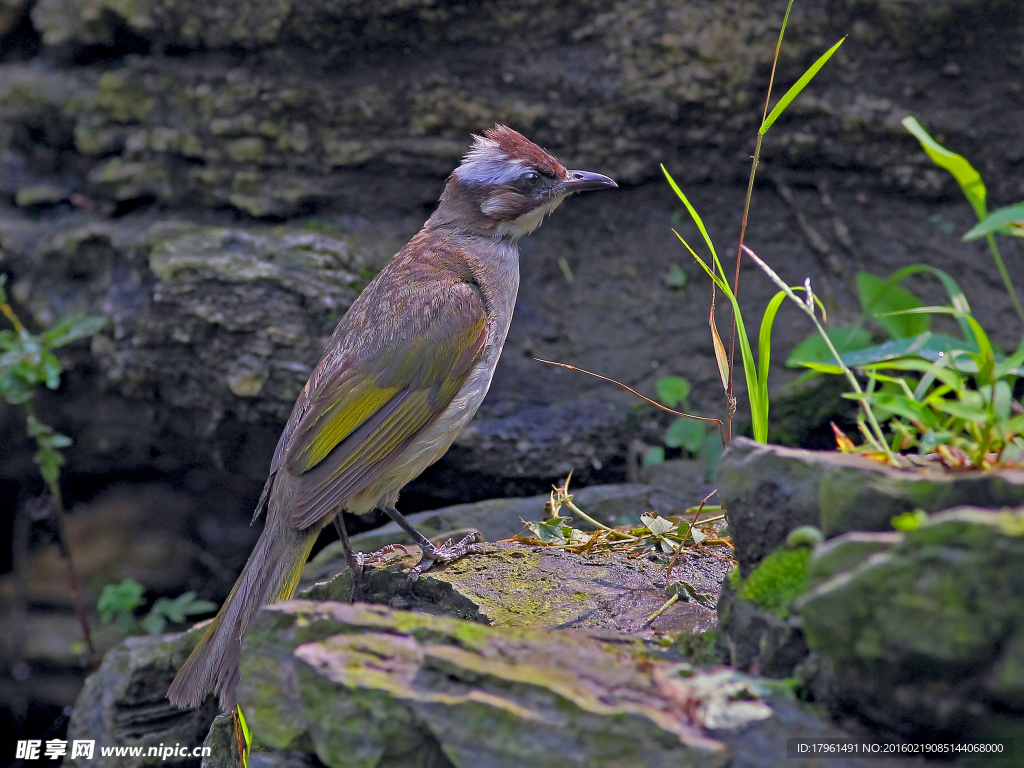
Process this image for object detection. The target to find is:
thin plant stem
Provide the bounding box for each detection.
[22,402,99,669]
[741,246,897,462]
[667,489,717,581]
[644,593,679,625]
[564,498,637,541]
[986,234,1024,326]
[1,300,26,333]
[533,357,726,447]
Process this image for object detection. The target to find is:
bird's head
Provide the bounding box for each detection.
[430,125,617,241]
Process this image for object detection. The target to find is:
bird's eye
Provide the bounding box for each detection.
[519,170,542,190]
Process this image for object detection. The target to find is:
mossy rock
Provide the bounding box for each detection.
[798,506,1024,739]
[717,437,1024,573]
[302,542,728,639]
[234,600,923,768]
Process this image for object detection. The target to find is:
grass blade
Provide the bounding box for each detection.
[758,291,788,398]
[902,117,986,218]
[710,306,730,392]
[663,165,722,274]
[963,202,1024,240]
[760,36,846,135]
[903,117,1024,327]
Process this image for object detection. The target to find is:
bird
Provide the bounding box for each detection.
[167,125,617,711]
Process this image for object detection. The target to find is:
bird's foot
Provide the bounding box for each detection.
[408,531,485,581]
[348,544,409,601]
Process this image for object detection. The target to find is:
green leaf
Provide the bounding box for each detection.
[656,376,691,408]
[993,380,1013,423]
[892,510,928,532]
[760,36,846,135]
[867,392,943,430]
[640,512,674,537]
[856,272,929,339]
[184,597,217,615]
[996,339,1024,379]
[799,361,845,375]
[40,352,63,390]
[697,431,724,478]
[664,417,707,453]
[928,398,989,424]
[666,580,714,604]
[98,578,145,626]
[663,166,721,268]
[0,370,34,403]
[787,325,871,368]
[663,167,765,441]
[840,332,978,368]
[141,612,167,635]
[756,290,788,417]
[524,518,570,545]
[642,446,665,466]
[42,314,107,349]
[902,117,986,219]
[665,264,688,288]
[237,706,253,765]
[963,202,1024,241]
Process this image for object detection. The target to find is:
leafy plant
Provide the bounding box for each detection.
[1,274,106,664]
[98,578,217,636]
[663,2,846,442]
[787,263,969,376]
[903,117,1024,326]
[779,118,1024,469]
[845,317,1024,469]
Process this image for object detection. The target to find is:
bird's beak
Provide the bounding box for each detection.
[561,170,618,194]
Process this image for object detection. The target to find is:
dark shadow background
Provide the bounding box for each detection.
[1,0,1023,761]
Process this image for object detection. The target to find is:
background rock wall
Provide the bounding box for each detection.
[2,0,1024,747]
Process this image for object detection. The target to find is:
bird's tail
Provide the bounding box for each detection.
[167,516,318,711]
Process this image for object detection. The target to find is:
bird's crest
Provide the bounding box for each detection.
[454,125,565,186]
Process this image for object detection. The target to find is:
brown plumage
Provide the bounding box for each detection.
[167,126,616,711]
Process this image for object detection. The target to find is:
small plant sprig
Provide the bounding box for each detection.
[532,3,841,449]
[664,1,846,442]
[1,274,106,665]
[98,578,216,636]
[744,249,1024,469]
[515,474,730,563]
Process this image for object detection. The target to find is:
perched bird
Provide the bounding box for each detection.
[167,125,616,711]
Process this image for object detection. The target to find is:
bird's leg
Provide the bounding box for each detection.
[382,505,485,580]
[332,516,407,601]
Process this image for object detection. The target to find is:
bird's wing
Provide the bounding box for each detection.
[280,279,487,530]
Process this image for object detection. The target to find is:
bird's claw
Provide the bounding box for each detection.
[348,544,409,600]
[353,543,408,568]
[408,532,485,581]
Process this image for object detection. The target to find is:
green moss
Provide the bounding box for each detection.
[736,547,810,617]
[672,629,720,665]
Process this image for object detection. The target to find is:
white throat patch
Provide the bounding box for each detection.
[495,196,566,240]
